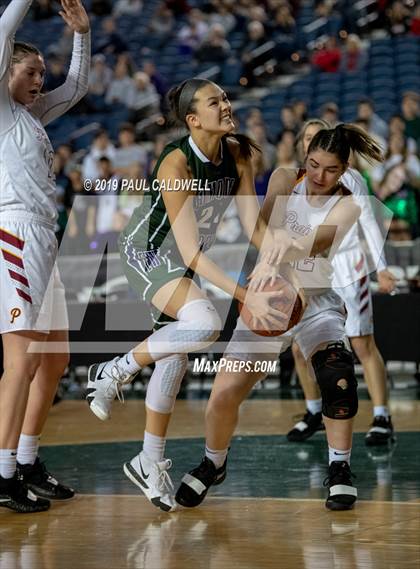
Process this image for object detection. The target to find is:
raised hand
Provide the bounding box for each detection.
[243,288,288,332]
[262,228,305,266]
[248,260,278,292]
[59,0,90,34]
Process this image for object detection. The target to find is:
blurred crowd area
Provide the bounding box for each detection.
[2,0,419,251]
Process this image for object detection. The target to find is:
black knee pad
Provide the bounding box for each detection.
[311,342,358,420]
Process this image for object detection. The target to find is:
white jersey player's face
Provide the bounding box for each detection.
[9,53,46,108]
[186,83,235,135]
[305,149,346,196]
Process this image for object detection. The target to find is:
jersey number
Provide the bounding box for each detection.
[293,257,315,272]
[198,206,220,229]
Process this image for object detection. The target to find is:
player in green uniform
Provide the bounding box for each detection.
[86,78,301,511]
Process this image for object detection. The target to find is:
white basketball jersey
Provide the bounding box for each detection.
[284,172,344,294]
[0,102,57,222]
[0,0,90,225]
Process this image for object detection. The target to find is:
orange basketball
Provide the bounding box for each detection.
[238,276,304,337]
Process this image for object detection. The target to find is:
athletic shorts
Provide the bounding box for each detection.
[119,237,200,329]
[332,251,374,337]
[0,215,68,334]
[225,291,349,364]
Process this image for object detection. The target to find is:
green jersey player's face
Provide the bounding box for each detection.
[9,53,46,108]
[187,84,235,134]
[305,149,346,195]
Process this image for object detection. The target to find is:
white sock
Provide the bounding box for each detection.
[17,434,40,466]
[329,447,351,465]
[373,406,389,419]
[0,449,17,479]
[143,431,166,462]
[115,350,142,375]
[306,398,322,415]
[205,446,228,469]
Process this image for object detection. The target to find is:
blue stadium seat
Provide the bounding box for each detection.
[221,60,243,87]
[369,77,396,91]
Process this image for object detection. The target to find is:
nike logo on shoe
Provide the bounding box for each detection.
[334,452,348,456]
[97,364,107,380]
[139,459,150,480]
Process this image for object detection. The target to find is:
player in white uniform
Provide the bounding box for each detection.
[175,124,384,511]
[287,119,397,446]
[0,0,90,512]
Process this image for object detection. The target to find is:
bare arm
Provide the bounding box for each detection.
[158,150,248,303]
[281,195,361,263]
[31,0,90,126]
[234,153,303,263]
[234,153,273,252]
[260,167,297,227]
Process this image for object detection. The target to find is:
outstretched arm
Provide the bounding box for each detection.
[235,159,303,263]
[0,0,33,132]
[158,150,288,326]
[0,0,33,81]
[31,0,90,126]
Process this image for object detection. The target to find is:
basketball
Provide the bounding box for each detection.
[238,276,304,337]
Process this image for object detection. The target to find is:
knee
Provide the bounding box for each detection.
[207,383,242,417]
[311,342,358,420]
[41,353,70,382]
[351,336,374,362]
[178,299,222,347]
[193,308,222,345]
[3,355,42,382]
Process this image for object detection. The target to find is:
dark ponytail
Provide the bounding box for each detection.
[308,123,383,165]
[167,78,260,160]
[224,133,260,159]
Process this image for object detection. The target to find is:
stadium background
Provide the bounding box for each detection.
[0,0,418,393]
[1,2,420,568]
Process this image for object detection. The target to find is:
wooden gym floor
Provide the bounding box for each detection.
[1,393,419,569]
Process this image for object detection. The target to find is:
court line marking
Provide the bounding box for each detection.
[77,494,420,505]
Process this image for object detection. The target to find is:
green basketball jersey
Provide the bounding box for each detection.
[122,135,240,254]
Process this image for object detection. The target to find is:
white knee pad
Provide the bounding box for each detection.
[145,354,188,414]
[148,299,222,359]
[177,299,222,339]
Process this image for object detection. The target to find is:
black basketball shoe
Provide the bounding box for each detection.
[0,473,50,513]
[175,456,227,508]
[324,461,357,511]
[286,410,325,442]
[17,458,75,500]
[365,416,395,446]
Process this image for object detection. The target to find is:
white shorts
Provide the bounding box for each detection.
[332,250,373,337]
[0,217,68,334]
[225,291,348,364]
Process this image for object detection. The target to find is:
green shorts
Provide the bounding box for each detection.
[119,237,199,329]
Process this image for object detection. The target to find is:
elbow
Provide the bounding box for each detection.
[179,247,200,268]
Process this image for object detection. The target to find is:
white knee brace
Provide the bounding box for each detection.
[148,299,222,359]
[145,354,188,414]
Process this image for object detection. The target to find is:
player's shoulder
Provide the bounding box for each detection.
[268,167,299,194]
[341,168,366,195]
[158,146,188,174]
